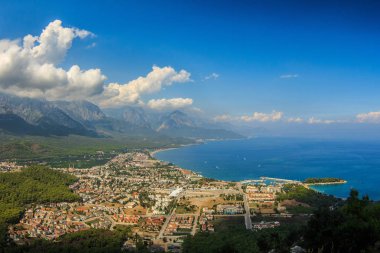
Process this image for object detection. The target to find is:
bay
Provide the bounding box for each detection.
[154,138,380,200]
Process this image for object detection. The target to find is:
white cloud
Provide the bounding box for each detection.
[307,117,335,124]
[204,72,219,80]
[24,20,94,64]
[280,74,299,79]
[213,114,234,122]
[241,111,283,122]
[0,20,105,100]
[287,117,304,123]
[0,20,192,107]
[99,66,191,107]
[146,98,193,111]
[187,107,203,114]
[214,111,284,123]
[356,111,380,123]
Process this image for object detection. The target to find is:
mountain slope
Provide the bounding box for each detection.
[53,100,106,123]
[0,94,94,136]
[157,110,194,131]
[157,110,243,139]
[122,106,151,128]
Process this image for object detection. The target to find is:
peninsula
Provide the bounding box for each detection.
[303,177,347,185]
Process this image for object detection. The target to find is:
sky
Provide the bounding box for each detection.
[1,0,380,132]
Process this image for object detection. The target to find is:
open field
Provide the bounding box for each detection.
[211,216,245,231]
[123,205,147,215]
[187,196,225,208]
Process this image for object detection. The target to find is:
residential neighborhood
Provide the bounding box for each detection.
[8,151,294,251]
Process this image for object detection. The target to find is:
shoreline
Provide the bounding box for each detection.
[150,139,349,199]
[150,137,248,157]
[305,180,347,186]
[150,142,201,157]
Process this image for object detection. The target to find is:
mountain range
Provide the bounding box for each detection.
[0,93,243,140]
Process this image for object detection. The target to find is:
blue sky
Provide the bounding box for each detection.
[1,0,380,127]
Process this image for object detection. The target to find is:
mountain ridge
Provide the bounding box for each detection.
[0,93,244,140]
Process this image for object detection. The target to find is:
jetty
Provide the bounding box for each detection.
[241,177,302,185]
[260,177,302,184]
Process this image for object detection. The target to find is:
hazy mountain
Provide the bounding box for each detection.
[122,106,151,128]
[99,106,156,136]
[157,110,243,140]
[157,110,194,131]
[0,93,94,136]
[0,93,243,140]
[52,100,106,123]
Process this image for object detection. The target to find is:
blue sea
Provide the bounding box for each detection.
[154,138,380,200]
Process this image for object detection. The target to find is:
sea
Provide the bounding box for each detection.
[153,138,380,200]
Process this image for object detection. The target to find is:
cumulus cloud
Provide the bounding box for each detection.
[146,98,193,111]
[0,20,192,107]
[24,20,94,64]
[356,111,380,123]
[287,117,304,123]
[280,74,299,79]
[241,111,283,122]
[99,66,191,107]
[204,72,219,80]
[0,20,105,100]
[307,117,335,124]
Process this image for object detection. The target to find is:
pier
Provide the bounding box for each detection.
[260,177,302,184]
[241,177,302,185]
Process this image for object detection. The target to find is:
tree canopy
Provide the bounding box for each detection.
[0,166,80,247]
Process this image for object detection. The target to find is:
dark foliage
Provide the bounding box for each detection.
[0,166,80,247]
[303,189,380,252]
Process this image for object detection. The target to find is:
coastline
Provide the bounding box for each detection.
[150,142,202,157]
[150,147,179,157]
[151,137,249,157]
[150,138,353,199]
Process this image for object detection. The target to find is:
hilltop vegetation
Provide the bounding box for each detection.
[0,166,80,247]
[304,189,380,252]
[182,224,302,253]
[277,183,340,209]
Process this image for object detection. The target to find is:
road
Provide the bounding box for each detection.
[191,208,200,236]
[157,208,175,239]
[158,189,184,239]
[237,182,252,230]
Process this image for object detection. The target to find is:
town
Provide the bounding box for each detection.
[8,151,300,251]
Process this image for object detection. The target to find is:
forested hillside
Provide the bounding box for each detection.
[0,166,80,247]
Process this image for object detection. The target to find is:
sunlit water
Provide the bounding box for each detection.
[154,138,380,200]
